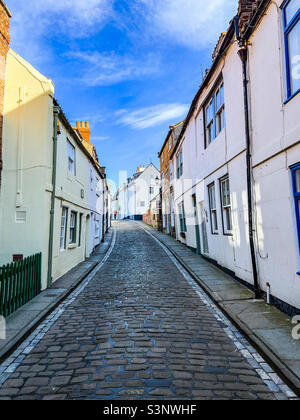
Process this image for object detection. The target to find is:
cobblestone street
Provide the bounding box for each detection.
[0,222,295,400]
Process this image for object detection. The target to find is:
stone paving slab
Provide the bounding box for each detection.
[0,230,113,362]
[139,222,300,394]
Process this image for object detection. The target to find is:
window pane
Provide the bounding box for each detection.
[220,84,224,105]
[285,0,300,26]
[296,169,300,192]
[288,20,300,95]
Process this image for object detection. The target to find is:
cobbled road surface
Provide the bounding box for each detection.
[0,222,291,400]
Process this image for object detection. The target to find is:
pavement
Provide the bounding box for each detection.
[0,229,113,362]
[0,221,297,400]
[139,221,300,395]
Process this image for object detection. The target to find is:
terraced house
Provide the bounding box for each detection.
[166,0,300,315]
[159,121,183,237]
[0,49,110,291]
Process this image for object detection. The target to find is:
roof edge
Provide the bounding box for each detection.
[0,0,11,17]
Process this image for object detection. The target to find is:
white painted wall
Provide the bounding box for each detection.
[248,1,300,309]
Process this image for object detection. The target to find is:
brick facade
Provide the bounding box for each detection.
[0,1,10,187]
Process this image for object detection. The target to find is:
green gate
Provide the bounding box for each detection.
[0,253,42,317]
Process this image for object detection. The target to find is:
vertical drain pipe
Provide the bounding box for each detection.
[236,18,261,299]
[47,105,59,288]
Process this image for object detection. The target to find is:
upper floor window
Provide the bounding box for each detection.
[149,187,154,195]
[204,80,225,147]
[220,176,232,235]
[208,183,218,234]
[282,0,300,99]
[162,172,165,193]
[291,163,300,262]
[170,162,173,181]
[67,140,76,176]
[176,149,183,179]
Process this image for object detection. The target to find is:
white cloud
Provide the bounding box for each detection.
[117,103,188,130]
[131,0,237,49]
[66,51,160,86]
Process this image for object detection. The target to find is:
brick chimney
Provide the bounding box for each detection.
[75,121,90,143]
[0,1,11,188]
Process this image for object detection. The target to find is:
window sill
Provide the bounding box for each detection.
[284,88,300,105]
[68,244,77,249]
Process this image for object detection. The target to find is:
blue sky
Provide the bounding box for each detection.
[7,0,237,192]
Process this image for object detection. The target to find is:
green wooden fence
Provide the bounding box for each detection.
[0,253,42,317]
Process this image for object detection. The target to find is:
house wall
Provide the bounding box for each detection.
[51,118,90,284]
[248,1,300,309]
[172,39,253,282]
[88,162,104,254]
[0,49,54,289]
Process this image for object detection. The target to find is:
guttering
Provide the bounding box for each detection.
[170,20,235,160]
[47,105,59,288]
[241,0,271,42]
[0,0,12,17]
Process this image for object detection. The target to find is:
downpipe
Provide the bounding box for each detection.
[238,44,261,300]
[47,105,59,288]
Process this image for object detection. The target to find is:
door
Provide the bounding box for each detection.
[192,194,201,255]
[200,201,209,254]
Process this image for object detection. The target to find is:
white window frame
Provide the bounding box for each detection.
[67,140,76,176]
[220,176,232,235]
[176,149,183,179]
[69,211,77,244]
[60,207,68,251]
[208,183,218,234]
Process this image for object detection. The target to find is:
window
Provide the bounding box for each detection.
[162,172,165,193]
[291,163,300,260]
[179,202,187,232]
[150,187,154,195]
[208,183,218,234]
[69,211,77,244]
[140,201,145,207]
[204,80,225,146]
[282,0,300,99]
[78,214,83,247]
[170,162,173,181]
[177,149,183,179]
[60,207,68,250]
[220,177,232,235]
[67,140,76,175]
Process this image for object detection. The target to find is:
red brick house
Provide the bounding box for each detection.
[0,0,11,187]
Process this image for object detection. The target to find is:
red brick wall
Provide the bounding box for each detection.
[0,2,10,187]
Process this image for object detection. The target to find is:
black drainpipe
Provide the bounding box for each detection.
[236,19,261,299]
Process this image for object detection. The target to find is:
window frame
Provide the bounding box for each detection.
[282,0,300,100]
[219,176,233,236]
[208,183,218,235]
[176,149,183,179]
[78,213,83,247]
[291,163,300,266]
[178,201,187,233]
[67,139,76,176]
[60,207,68,251]
[69,211,77,245]
[204,78,225,147]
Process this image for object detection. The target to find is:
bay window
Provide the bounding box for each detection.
[204,79,225,146]
[282,0,300,99]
